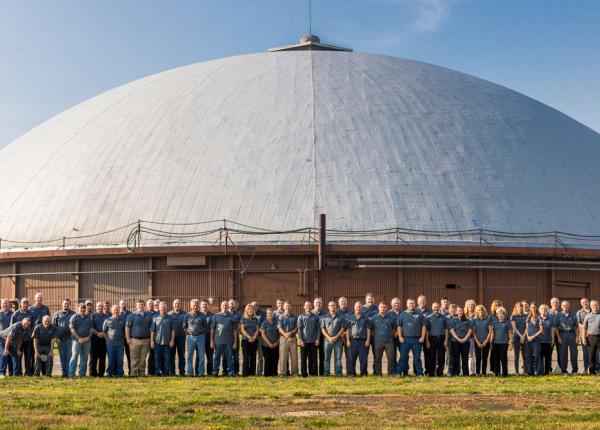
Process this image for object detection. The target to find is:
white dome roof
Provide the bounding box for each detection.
[1,50,599,249]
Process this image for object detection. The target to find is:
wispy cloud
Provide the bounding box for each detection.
[411,0,450,33]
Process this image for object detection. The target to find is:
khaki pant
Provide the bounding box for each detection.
[278,336,298,376]
[129,338,149,376]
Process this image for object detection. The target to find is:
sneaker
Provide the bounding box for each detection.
[553,367,563,374]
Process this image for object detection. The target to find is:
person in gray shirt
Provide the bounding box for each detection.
[321,301,345,376]
[576,298,592,373]
[150,302,175,376]
[0,299,14,376]
[68,303,93,377]
[52,299,76,377]
[583,300,600,374]
[346,301,371,376]
[1,318,32,377]
[337,297,353,373]
[103,305,125,377]
[168,299,187,376]
[370,302,397,376]
[125,300,152,377]
[425,302,448,377]
[29,293,50,327]
[555,300,579,375]
[11,298,34,376]
[211,300,238,376]
[183,299,208,376]
[297,301,319,377]
[471,305,492,376]
[32,315,57,376]
[118,300,132,376]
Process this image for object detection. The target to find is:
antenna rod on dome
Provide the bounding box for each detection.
[308,0,312,36]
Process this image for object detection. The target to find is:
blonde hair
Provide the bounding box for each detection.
[242,304,256,320]
[490,299,503,316]
[464,299,477,318]
[538,304,549,314]
[511,302,522,317]
[496,306,507,316]
[475,304,488,319]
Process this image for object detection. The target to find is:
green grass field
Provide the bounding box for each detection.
[2,376,600,429]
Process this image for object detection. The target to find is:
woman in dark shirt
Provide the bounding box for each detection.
[491,307,512,377]
[471,305,492,376]
[259,308,280,376]
[537,304,554,375]
[240,304,259,376]
[526,302,543,376]
[510,302,527,374]
[449,307,473,376]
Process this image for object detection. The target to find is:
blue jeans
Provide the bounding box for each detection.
[154,344,171,376]
[213,343,234,376]
[397,337,423,375]
[348,338,369,376]
[323,338,343,376]
[57,339,72,377]
[69,340,91,377]
[187,335,206,376]
[106,343,124,377]
[0,339,13,375]
[170,335,186,376]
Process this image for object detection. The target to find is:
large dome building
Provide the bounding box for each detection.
[1,35,600,311]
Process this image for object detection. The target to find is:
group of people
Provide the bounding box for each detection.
[1,292,599,378]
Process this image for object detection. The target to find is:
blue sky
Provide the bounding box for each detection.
[1,0,599,148]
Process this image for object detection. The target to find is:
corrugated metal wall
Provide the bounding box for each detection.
[152,256,229,312]
[321,268,399,306]
[483,269,551,309]
[0,263,15,300]
[404,268,478,307]
[17,261,77,312]
[79,258,149,308]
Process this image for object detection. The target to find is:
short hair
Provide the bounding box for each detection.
[365,292,374,299]
[441,296,449,301]
[284,301,292,306]
[496,306,506,316]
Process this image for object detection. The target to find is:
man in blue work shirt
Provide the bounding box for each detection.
[32,315,57,376]
[201,300,214,375]
[555,300,579,374]
[397,298,426,376]
[90,301,109,377]
[29,293,50,327]
[321,301,346,376]
[371,302,397,376]
[11,298,34,375]
[150,301,175,376]
[125,300,152,377]
[250,301,266,375]
[278,301,299,376]
[425,302,448,376]
[583,300,600,375]
[577,298,594,374]
[103,305,126,377]
[297,301,320,377]
[145,299,158,376]
[1,317,33,376]
[225,299,242,376]
[346,301,371,376]
[313,297,328,376]
[0,299,14,376]
[68,303,93,377]
[52,299,75,377]
[211,300,238,376]
[363,293,378,374]
[183,299,208,376]
[168,299,187,376]
[118,300,132,376]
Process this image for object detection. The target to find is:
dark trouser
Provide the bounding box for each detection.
[589,335,600,374]
[124,338,131,376]
[262,345,279,376]
[559,332,578,374]
[341,340,351,375]
[539,342,552,375]
[348,338,369,376]
[89,336,107,377]
[241,339,258,376]
[0,339,11,375]
[22,340,34,376]
[491,343,508,376]
[550,334,560,370]
[451,341,470,376]
[316,334,325,375]
[223,342,239,376]
[213,343,234,376]
[153,344,171,376]
[425,336,445,376]
[204,335,214,375]
[369,337,377,374]
[512,336,527,374]
[300,342,318,377]
[169,335,186,376]
[147,346,155,376]
[34,345,53,376]
[474,343,490,375]
[374,341,395,375]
